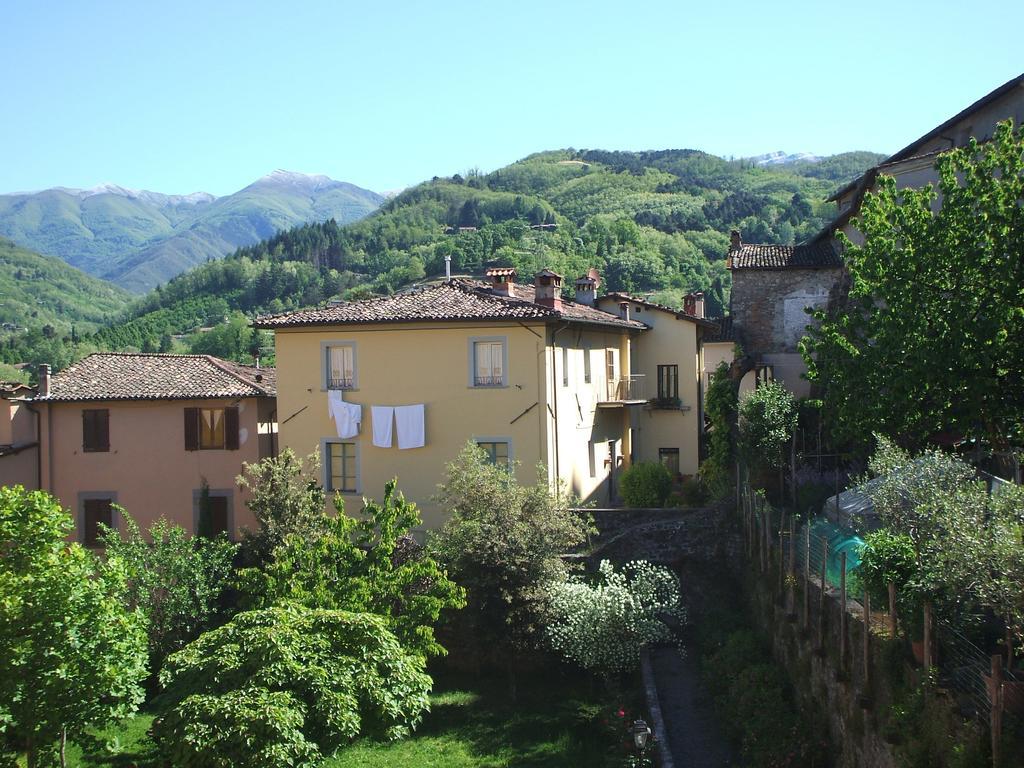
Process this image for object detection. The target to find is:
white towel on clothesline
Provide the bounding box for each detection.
[327,390,361,439]
[371,406,394,448]
[394,404,425,449]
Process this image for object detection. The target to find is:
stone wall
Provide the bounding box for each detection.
[583,503,741,567]
[730,267,842,356]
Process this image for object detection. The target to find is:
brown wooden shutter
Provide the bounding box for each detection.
[96,409,109,451]
[224,406,240,450]
[82,410,93,451]
[82,409,109,452]
[184,408,199,451]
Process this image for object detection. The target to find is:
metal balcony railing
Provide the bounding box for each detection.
[601,374,646,403]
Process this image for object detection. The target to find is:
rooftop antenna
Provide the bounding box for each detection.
[444,254,452,282]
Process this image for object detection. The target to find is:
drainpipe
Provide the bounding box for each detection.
[619,329,633,469]
[550,322,571,485]
[22,401,43,491]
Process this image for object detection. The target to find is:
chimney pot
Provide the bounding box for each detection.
[38,364,50,397]
[534,269,563,311]
[730,230,742,250]
[619,301,630,322]
[573,269,601,306]
[485,266,517,297]
[691,291,705,319]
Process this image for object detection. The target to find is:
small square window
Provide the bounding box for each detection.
[477,440,511,468]
[657,365,679,401]
[200,408,226,449]
[326,344,356,390]
[659,448,680,477]
[472,339,506,387]
[82,498,113,547]
[327,441,357,492]
[197,495,230,539]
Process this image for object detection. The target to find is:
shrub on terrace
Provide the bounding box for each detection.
[546,559,686,676]
[155,604,432,767]
[619,461,674,507]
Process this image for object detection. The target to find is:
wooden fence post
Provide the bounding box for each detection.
[888,582,897,639]
[763,500,771,576]
[802,523,811,630]
[863,586,872,703]
[787,514,796,617]
[778,512,786,599]
[840,552,849,674]
[990,654,1003,768]
[817,539,829,653]
[923,601,933,671]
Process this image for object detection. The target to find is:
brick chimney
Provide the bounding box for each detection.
[534,269,563,311]
[574,268,601,306]
[683,291,706,319]
[730,230,742,250]
[485,266,517,297]
[38,364,50,397]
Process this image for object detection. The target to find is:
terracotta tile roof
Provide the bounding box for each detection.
[255,280,646,330]
[601,293,719,329]
[703,316,735,343]
[0,381,34,399]
[37,353,276,402]
[727,241,841,270]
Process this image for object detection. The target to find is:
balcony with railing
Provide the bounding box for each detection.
[597,374,647,406]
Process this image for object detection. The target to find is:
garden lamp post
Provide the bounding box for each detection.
[631,718,651,758]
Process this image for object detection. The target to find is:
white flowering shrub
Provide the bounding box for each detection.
[546,559,686,675]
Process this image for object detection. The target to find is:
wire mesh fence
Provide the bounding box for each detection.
[739,481,1021,762]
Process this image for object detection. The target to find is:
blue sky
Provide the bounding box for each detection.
[2,0,1021,196]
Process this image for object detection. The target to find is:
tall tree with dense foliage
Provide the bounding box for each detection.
[236,479,465,659]
[738,380,797,493]
[0,487,148,768]
[100,514,237,671]
[803,119,1024,451]
[236,449,329,565]
[701,361,738,496]
[429,443,592,688]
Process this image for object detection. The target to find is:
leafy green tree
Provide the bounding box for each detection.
[100,514,237,671]
[236,479,464,659]
[236,449,329,566]
[700,361,738,496]
[803,119,1024,451]
[738,380,797,492]
[155,604,432,766]
[0,487,148,768]
[429,443,591,688]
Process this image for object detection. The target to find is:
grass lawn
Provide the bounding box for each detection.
[42,668,631,768]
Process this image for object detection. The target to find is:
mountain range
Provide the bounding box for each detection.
[0,171,383,293]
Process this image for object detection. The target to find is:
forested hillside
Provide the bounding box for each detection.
[0,171,383,292]
[0,148,882,372]
[0,237,131,333]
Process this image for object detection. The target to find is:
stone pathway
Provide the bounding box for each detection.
[648,645,734,768]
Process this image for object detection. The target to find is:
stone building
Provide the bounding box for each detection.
[725,230,843,397]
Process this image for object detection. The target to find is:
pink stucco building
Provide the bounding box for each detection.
[31,353,277,543]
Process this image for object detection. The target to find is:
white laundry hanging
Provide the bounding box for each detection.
[371,406,394,448]
[394,404,425,449]
[327,390,361,439]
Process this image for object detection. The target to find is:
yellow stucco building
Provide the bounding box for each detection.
[260,269,716,528]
